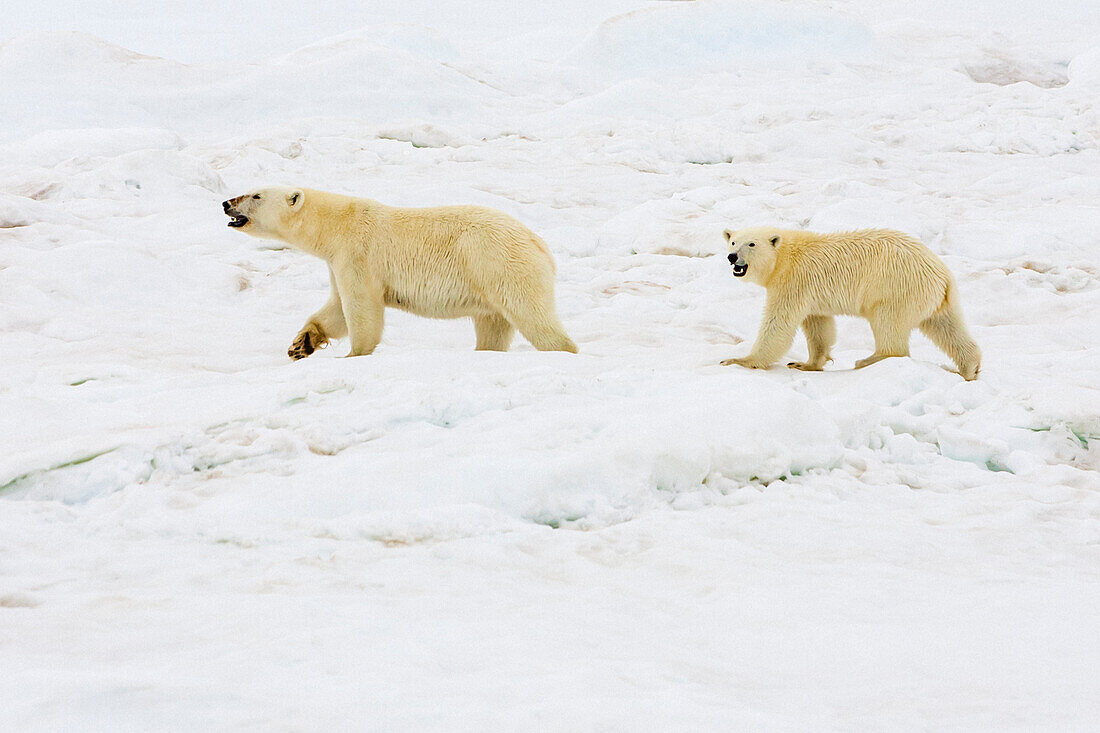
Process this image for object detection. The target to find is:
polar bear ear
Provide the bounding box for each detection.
[287,190,303,208]
[769,235,779,247]
[723,229,733,243]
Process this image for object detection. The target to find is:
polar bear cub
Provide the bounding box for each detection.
[722,227,981,380]
[223,187,577,359]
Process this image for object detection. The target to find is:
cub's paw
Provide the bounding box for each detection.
[721,356,770,369]
[958,364,980,381]
[787,361,825,372]
[288,325,328,361]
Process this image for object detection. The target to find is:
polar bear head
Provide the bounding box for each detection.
[222,187,305,241]
[723,227,781,285]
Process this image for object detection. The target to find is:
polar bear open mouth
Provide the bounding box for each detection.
[227,214,249,228]
[732,263,748,277]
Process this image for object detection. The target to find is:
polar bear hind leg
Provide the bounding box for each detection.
[510,303,577,352]
[474,313,516,351]
[856,306,913,369]
[495,296,577,353]
[475,259,575,353]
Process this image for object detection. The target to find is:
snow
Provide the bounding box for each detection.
[2,0,1100,729]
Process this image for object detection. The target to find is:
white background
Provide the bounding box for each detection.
[2,1,1099,729]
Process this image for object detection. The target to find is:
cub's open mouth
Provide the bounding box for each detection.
[732,263,748,277]
[227,214,249,228]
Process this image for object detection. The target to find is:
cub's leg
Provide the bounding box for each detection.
[289,267,348,360]
[788,315,835,371]
[474,313,516,351]
[919,303,981,380]
[722,294,801,369]
[855,308,912,369]
[334,267,385,357]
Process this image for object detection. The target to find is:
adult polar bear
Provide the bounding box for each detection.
[223,187,577,359]
[722,227,981,380]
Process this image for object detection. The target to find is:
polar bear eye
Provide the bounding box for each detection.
[252,194,261,200]
[748,242,755,247]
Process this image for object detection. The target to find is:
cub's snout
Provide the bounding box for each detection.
[728,252,748,277]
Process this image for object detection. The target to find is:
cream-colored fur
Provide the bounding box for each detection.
[223,187,577,358]
[721,227,981,380]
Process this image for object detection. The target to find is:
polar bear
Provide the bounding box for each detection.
[721,227,981,380]
[222,187,577,359]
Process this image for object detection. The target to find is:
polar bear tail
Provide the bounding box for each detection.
[919,281,981,380]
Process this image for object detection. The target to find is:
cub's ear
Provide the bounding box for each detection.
[287,190,303,208]
[769,235,780,247]
[723,229,733,243]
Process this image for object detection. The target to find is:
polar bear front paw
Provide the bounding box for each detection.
[288,324,329,361]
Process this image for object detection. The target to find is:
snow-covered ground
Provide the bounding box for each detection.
[3,0,1100,729]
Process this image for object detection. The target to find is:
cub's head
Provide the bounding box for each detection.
[222,186,305,241]
[723,227,781,285]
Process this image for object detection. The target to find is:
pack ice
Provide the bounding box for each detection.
[1,0,1099,729]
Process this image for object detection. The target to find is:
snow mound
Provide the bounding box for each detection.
[2,369,842,536]
[0,194,72,229]
[0,128,185,169]
[0,29,499,142]
[569,0,874,81]
[0,29,170,68]
[317,376,843,532]
[1067,47,1100,88]
[376,122,473,149]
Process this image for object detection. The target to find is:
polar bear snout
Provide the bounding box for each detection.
[223,197,250,228]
